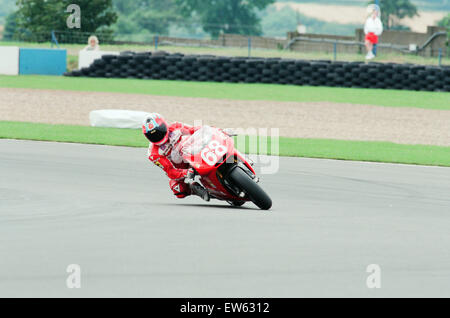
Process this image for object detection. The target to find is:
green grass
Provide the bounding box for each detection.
[1,40,448,67]
[1,121,449,167]
[0,121,146,147]
[1,75,449,110]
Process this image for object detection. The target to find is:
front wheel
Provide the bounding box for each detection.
[227,167,272,210]
[227,200,246,207]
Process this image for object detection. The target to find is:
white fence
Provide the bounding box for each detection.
[0,46,20,75]
[78,50,119,69]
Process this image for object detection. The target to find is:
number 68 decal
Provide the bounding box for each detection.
[201,141,227,166]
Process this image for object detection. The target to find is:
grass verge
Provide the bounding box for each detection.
[1,75,449,110]
[1,121,449,167]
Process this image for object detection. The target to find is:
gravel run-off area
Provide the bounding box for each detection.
[1,88,449,147]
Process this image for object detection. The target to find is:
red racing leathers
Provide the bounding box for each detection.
[147,122,200,198]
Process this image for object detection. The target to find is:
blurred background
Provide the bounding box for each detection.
[0,0,449,69]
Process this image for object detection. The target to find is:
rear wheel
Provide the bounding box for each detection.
[227,167,272,210]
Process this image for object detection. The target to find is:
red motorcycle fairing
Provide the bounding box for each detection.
[235,150,256,176]
[177,126,253,202]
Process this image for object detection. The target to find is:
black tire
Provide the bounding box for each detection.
[227,201,246,207]
[71,70,81,77]
[227,167,272,210]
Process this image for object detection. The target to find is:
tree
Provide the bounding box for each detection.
[368,0,418,30]
[0,0,16,24]
[176,0,275,38]
[438,13,450,48]
[3,11,17,40]
[113,0,180,37]
[438,13,450,31]
[14,0,117,41]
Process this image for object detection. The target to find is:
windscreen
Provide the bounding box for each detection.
[177,126,214,156]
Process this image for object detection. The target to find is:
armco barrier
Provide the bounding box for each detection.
[19,48,67,75]
[0,46,20,75]
[65,52,450,92]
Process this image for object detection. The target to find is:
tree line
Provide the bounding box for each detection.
[4,0,276,41]
[2,0,448,42]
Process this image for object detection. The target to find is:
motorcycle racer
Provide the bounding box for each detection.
[143,113,210,201]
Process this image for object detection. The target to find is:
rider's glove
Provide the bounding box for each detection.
[184,168,195,183]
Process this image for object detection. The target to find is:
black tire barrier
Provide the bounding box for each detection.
[65,52,450,92]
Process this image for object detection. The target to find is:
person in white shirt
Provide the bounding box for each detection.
[364,4,383,60]
[83,35,100,51]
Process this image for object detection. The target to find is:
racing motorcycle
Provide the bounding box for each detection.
[172,126,272,210]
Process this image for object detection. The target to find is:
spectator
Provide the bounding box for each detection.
[364,4,383,60]
[84,35,100,51]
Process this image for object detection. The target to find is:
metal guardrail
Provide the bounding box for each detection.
[3,29,448,62]
[284,36,409,53]
[285,31,449,55]
[417,32,447,52]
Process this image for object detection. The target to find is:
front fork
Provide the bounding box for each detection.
[217,156,259,199]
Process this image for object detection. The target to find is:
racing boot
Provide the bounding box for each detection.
[191,182,210,202]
